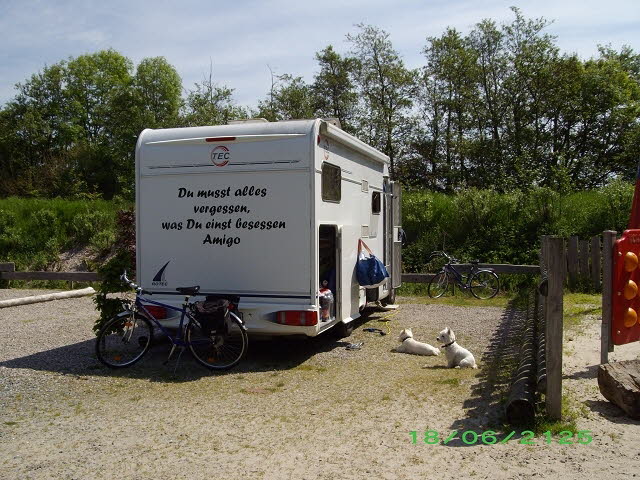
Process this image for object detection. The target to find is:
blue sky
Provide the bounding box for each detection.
[1,0,638,108]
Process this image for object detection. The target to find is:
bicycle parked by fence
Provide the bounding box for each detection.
[95,272,248,371]
[427,251,500,300]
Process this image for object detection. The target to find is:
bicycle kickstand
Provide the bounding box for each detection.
[163,343,180,365]
[173,347,185,375]
[163,343,186,374]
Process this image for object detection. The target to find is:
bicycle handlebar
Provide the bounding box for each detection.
[121,271,151,295]
[428,251,460,264]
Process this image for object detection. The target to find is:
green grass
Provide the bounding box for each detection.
[294,364,328,373]
[534,392,591,434]
[0,196,129,271]
[434,378,460,386]
[563,293,601,332]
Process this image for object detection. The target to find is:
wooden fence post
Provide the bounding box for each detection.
[546,236,564,420]
[578,239,589,283]
[601,231,616,364]
[591,235,601,292]
[567,236,579,289]
[561,237,567,285]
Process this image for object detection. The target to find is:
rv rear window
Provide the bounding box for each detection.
[372,192,381,214]
[322,163,341,202]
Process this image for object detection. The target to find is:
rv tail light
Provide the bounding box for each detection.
[276,311,318,326]
[143,305,167,319]
[205,136,236,143]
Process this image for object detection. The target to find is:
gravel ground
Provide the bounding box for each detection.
[1,289,639,479]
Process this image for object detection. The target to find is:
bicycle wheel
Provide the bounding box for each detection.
[95,312,153,368]
[428,271,450,298]
[187,312,248,370]
[469,270,500,299]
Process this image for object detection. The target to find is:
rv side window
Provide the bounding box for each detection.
[372,192,381,214]
[321,163,341,202]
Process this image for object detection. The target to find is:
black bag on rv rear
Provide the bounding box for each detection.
[194,299,229,334]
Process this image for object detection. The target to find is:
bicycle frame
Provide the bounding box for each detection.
[134,295,194,346]
[443,263,466,286]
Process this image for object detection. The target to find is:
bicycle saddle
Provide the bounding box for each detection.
[470,259,480,264]
[176,286,200,296]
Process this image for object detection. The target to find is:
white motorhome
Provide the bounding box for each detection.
[135,118,402,337]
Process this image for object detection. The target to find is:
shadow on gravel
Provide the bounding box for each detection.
[0,313,372,382]
[441,300,530,448]
[563,364,599,380]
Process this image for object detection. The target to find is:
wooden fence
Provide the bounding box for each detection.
[562,235,603,291]
[540,236,564,420]
[402,234,604,293]
[402,263,540,284]
[0,263,100,287]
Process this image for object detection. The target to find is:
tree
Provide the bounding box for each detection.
[420,28,480,190]
[347,24,417,177]
[0,50,189,198]
[134,57,183,129]
[256,69,315,121]
[182,65,246,126]
[65,50,134,145]
[311,46,358,133]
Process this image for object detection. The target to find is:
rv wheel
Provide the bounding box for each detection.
[334,321,354,338]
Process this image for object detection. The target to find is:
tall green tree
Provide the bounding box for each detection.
[347,24,417,177]
[411,8,640,192]
[182,66,246,126]
[134,57,183,129]
[419,28,480,190]
[311,45,358,133]
[256,70,315,121]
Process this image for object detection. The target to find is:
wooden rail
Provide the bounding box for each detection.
[0,263,100,283]
[402,264,539,284]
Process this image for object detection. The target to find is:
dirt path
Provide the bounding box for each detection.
[0,290,638,479]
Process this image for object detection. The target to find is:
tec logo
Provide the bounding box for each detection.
[211,146,231,167]
[612,229,640,345]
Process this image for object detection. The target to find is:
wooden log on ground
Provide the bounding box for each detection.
[0,287,96,309]
[598,360,640,419]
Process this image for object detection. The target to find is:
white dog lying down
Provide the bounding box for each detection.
[436,327,477,369]
[392,329,440,356]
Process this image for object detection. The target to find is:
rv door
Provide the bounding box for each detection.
[391,182,402,289]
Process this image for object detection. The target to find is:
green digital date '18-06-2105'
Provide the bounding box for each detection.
[409,430,593,445]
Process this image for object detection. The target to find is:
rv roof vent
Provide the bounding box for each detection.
[228,118,269,124]
[361,180,369,193]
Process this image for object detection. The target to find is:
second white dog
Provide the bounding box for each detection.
[392,328,440,356]
[436,327,477,369]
